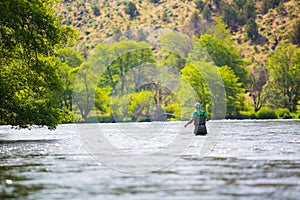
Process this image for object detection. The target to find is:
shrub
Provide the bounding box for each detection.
[256,107,277,119]
[150,0,160,3]
[92,6,100,16]
[240,110,257,119]
[124,2,139,19]
[195,0,205,12]
[275,108,292,119]
[245,18,259,40]
[163,103,181,120]
[97,114,114,123]
[290,112,299,119]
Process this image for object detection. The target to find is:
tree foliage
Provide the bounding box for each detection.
[261,0,283,14]
[124,2,139,19]
[0,0,77,129]
[73,41,156,121]
[220,0,256,31]
[181,62,210,108]
[246,65,269,112]
[197,34,248,85]
[289,19,300,46]
[195,0,206,12]
[221,3,238,31]
[55,48,83,122]
[245,18,259,40]
[218,66,245,117]
[266,42,300,112]
[203,5,212,22]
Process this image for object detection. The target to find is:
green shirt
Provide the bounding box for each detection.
[192,110,208,119]
[192,110,208,125]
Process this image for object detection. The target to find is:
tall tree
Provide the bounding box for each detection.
[73,41,155,121]
[124,1,139,19]
[266,42,300,112]
[181,62,210,109]
[218,66,245,117]
[197,34,249,86]
[221,3,238,32]
[55,48,83,122]
[0,0,77,129]
[261,0,282,14]
[244,0,256,19]
[246,65,269,112]
[245,18,259,40]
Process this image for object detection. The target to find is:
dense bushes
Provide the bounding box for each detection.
[255,107,276,119]
[275,108,292,119]
[240,107,298,119]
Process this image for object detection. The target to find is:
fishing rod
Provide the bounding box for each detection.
[162,112,191,121]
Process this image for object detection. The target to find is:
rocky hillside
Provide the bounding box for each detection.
[235,0,300,65]
[54,0,300,64]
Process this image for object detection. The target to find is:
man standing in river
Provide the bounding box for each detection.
[184,102,209,135]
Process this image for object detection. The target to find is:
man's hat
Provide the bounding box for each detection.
[194,102,201,108]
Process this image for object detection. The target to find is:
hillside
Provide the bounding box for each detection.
[54,0,300,64]
[235,0,300,65]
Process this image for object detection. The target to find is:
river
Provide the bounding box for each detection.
[1,120,300,199]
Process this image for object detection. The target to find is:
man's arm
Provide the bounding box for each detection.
[184,118,194,127]
[204,111,210,121]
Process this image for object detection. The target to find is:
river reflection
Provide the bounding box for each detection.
[1,120,300,199]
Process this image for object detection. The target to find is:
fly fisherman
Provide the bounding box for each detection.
[184,102,209,135]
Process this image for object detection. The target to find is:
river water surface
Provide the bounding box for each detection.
[1,120,300,199]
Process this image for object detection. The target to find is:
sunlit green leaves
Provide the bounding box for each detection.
[0,0,77,129]
[197,34,248,85]
[218,66,245,117]
[266,42,300,112]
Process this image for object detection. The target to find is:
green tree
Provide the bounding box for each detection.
[246,65,269,112]
[184,11,202,37]
[232,0,247,11]
[55,48,83,122]
[195,0,206,12]
[160,32,193,58]
[55,48,84,68]
[150,0,160,3]
[124,2,139,19]
[297,100,300,117]
[74,41,155,121]
[197,34,248,86]
[221,3,238,31]
[161,53,186,70]
[128,90,154,121]
[100,41,155,94]
[203,5,212,22]
[72,62,99,121]
[92,5,100,16]
[219,66,245,117]
[206,17,233,42]
[180,61,229,118]
[289,19,300,46]
[261,0,282,14]
[0,0,77,129]
[244,0,256,19]
[181,62,210,109]
[266,42,300,112]
[245,18,259,40]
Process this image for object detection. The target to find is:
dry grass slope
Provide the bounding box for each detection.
[54,0,300,64]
